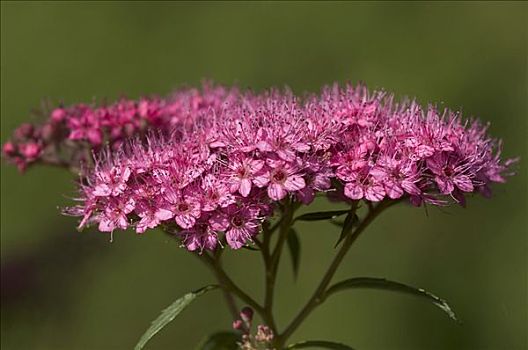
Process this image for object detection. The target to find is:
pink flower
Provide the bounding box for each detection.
[426,152,474,195]
[164,189,201,229]
[296,161,333,204]
[343,174,386,202]
[179,221,218,252]
[0,80,509,251]
[228,155,265,197]
[135,203,173,233]
[210,205,261,249]
[254,160,306,200]
[201,175,235,211]
[370,157,421,199]
[98,197,135,232]
[92,166,132,197]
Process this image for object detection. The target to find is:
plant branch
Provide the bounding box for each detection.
[264,200,297,327]
[211,249,239,321]
[197,252,279,333]
[163,229,258,325]
[277,199,400,346]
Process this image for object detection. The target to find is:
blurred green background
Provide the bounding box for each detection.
[1,2,527,350]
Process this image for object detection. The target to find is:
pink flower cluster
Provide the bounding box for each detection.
[2,82,238,171]
[4,82,515,251]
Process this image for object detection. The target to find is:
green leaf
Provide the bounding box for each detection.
[135,285,218,350]
[242,245,259,251]
[286,340,355,349]
[294,209,350,222]
[286,228,301,279]
[325,277,457,321]
[329,219,344,228]
[334,212,359,248]
[198,331,241,350]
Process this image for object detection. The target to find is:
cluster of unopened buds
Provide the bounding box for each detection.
[2,83,238,172]
[233,307,275,350]
[3,81,515,251]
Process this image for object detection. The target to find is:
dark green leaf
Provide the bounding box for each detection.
[334,213,359,248]
[329,219,344,228]
[294,210,350,222]
[286,340,355,349]
[286,228,301,279]
[325,277,457,321]
[198,331,241,350]
[242,245,259,251]
[135,285,218,350]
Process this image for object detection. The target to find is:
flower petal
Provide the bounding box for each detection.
[344,183,363,200]
[239,178,252,197]
[365,184,385,202]
[453,175,474,192]
[176,214,196,229]
[284,175,306,191]
[268,183,287,200]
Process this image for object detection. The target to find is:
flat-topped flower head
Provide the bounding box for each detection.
[5,81,515,251]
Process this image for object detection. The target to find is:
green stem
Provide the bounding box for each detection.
[163,229,240,321]
[198,252,279,333]
[276,200,399,347]
[212,250,239,321]
[264,200,296,327]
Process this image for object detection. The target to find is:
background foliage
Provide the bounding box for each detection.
[1,2,526,349]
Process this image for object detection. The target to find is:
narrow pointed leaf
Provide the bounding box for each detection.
[286,228,301,279]
[334,213,358,248]
[199,331,241,350]
[294,209,350,222]
[135,285,218,350]
[325,277,457,321]
[286,340,355,349]
[242,245,259,251]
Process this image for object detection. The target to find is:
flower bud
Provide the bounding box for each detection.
[138,100,149,118]
[41,123,56,141]
[255,325,274,343]
[14,123,34,139]
[2,141,16,156]
[86,129,103,146]
[240,306,254,324]
[20,142,41,160]
[51,108,66,123]
[15,158,27,172]
[232,319,244,331]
